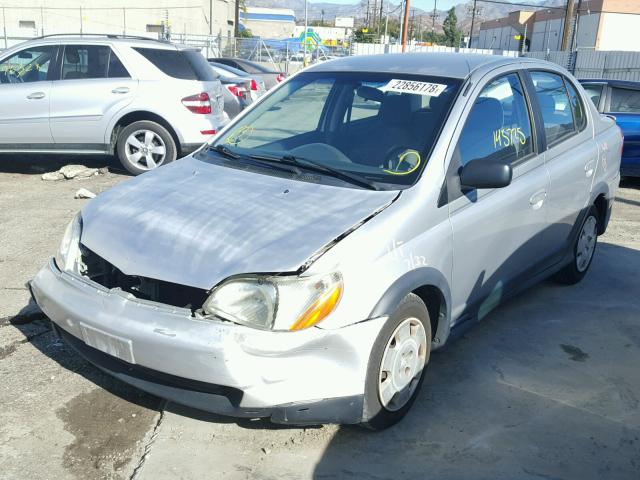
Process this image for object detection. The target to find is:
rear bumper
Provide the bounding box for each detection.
[31,259,385,424]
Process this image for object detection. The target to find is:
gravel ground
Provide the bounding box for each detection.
[0,155,639,480]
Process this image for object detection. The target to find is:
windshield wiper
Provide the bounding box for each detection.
[209,143,240,159]
[207,144,298,174]
[251,153,379,191]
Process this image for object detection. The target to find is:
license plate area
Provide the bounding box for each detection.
[79,323,135,364]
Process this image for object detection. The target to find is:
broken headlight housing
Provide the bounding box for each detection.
[55,213,83,273]
[202,272,343,331]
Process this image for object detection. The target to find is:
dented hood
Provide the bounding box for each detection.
[81,156,397,289]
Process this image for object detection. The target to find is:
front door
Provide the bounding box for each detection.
[0,45,57,145]
[447,71,550,323]
[49,44,137,147]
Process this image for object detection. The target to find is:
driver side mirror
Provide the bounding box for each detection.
[460,159,512,189]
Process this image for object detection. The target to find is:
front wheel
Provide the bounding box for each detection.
[555,206,599,285]
[361,293,431,430]
[116,120,177,175]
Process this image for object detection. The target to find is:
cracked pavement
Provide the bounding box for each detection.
[1,155,639,479]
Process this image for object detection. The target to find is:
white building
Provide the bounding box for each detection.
[239,7,296,39]
[1,0,235,48]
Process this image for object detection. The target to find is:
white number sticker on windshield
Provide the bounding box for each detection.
[380,80,447,97]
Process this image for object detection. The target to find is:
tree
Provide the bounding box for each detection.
[442,7,461,47]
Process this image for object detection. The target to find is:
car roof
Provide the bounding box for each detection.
[579,78,640,90]
[306,52,536,79]
[18,35,195,51]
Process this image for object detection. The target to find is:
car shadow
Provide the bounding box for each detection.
[0,153,123,175]
[312,242,640,480]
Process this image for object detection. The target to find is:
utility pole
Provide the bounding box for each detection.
[209,0,213,35]
[384,1,390,44]
[2,7,7,49]
[570,0,583,53]
[234,0,240,37]
[431,0,437,34]
[79,6,83,35]
[468,0,477,47]
[401,0,410,52]
[304,0,308,66]
[40,7,44,36]
[123,8,126,35]
[561,0,575,50]
[378,0,384,37]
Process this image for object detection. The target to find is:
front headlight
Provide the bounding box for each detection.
[202,272,343,331]
[55,213,83,272]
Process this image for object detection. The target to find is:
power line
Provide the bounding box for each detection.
[473,0,565,10]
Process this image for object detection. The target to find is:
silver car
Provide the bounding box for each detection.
[0,34,226,175]
[31,53,622,429]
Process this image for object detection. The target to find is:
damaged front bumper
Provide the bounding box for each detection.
[31,259,386,425]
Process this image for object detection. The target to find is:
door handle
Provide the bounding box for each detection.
[27,92,46,99]
[584,160,596,178]
[111,87,130,94]
[529,190,547,210]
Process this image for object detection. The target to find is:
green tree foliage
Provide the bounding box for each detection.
[442,7,461,47]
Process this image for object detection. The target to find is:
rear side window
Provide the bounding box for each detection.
[108,51,130,78]
[457,73,534,166]
[134,48,215,81]
[61,45,130,80]
[530,71,575,145]
[565,81,586,131]
[582,84,604,110]
[610,87,640,113]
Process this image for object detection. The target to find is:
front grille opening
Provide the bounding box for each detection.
[80,245,208,310]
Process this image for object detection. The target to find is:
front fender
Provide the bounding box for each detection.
[369,267,452,349]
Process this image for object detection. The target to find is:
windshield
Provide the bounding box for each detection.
[199,71,461,189]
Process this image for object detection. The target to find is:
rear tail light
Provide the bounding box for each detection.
[250,79,258,91]
[201,130,217,136]
[227,85,247,98]
[276,73,285,83]
[182,93,211,114]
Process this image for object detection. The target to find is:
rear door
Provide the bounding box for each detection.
[447,70,551,322]
[49,44,137,147]
[0,44,57,145]
[528,71,597,255]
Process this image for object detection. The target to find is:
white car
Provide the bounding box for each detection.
[0,34,226,174]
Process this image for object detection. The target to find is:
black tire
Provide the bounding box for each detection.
[116,120,177,175]
[555,205,599,285]
[360,293,431,430]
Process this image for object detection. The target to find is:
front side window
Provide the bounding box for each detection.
[0,46,57,84]
[610,87,640,113]
[201,71,461,189]
[531,71,575,145]
[457,73,533,167]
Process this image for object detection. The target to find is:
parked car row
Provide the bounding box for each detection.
[0,34,286,174]
[579,79,640,177]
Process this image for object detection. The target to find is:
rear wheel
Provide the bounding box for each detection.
[361,293,431,430]
[555,206,599,285]
[116,120,177,175]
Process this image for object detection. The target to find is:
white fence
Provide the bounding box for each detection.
[352,42,520,58]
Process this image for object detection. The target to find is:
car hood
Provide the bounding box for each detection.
[81,156,397,289]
